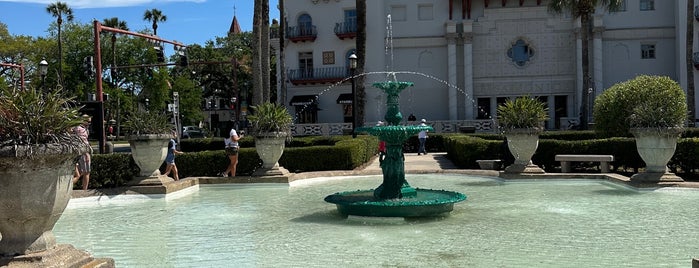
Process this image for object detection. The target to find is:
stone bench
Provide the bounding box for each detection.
[476,159,502,170]
[555,154,614,173]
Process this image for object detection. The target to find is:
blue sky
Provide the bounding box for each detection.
[0,0,280,46]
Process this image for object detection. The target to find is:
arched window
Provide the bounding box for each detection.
[298,14,312,36]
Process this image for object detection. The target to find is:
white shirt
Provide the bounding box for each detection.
[418,123,428,139]
[225,129,239,148]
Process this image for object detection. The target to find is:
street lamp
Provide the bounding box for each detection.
[39,58,48,90]
[348,53,358,138]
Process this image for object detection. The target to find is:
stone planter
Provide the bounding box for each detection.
[503,128,545,174]
[630,128,683,182]
[253,132,291,177]
[128,134,172,185]
[0,144,80,256]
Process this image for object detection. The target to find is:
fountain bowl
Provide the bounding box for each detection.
[324,188,466,217]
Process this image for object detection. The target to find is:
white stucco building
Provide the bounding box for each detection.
[272,0,698,133]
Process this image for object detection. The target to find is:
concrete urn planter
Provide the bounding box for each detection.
[253,132,291,177]
[504,129,545,174]
[254,133,287,169]
[630,128,683,182]
[0,144,83,256]
[128,134,172,185]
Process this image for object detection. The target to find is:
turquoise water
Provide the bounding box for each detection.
[54,175,699,267]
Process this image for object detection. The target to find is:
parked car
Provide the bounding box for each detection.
[182,126,206,139]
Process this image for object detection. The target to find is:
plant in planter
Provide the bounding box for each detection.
[0,87,105,263]
[596,75,687,182]
[496,96,548,174]
[246,102,293,177]
[122,110,173,185]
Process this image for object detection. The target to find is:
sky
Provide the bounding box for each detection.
[0,0,280,46]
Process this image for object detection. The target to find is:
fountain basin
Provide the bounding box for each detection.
[324,188,466,217]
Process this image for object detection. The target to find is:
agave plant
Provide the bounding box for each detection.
[122,110,172,136]
[246,102,293,138]
[0,87,83,147]
[496,96,549,131]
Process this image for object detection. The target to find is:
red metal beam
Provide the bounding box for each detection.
[93,20,187,154]
[449,0,453,20]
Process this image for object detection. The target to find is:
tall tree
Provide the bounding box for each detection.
[356,0,367,127]
[687,0,696,126]
[45,1,73,87]
[548,0,621,130]
[278,0,287,105]
[143,9,167,36]
[102,17,128,85]
[261,0,271,102]
[252,0,263,106]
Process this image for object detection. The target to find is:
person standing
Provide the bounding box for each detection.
[222,128,243,177]
[417,118,429,155]
[163,130,183,181]
[73,115,92,190]
[376,121,386,156]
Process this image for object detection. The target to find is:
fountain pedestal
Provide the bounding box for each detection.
[324,81,466,217]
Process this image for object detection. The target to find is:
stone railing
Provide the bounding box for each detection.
[291,120,497,136]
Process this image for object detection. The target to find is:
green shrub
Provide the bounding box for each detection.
[594,75,687,137]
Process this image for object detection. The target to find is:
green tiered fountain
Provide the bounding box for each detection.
[324,80,467,217]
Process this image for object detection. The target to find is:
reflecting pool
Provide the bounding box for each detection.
[54,174,699,267]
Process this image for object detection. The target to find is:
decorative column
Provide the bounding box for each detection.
[463,21,475,119]
[446,21,459,120]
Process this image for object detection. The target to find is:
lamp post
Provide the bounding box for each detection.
[39,59,48,90]
[349,53,358,138]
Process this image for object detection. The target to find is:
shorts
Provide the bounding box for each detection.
[76,153,91,174]
[225,146,239,156]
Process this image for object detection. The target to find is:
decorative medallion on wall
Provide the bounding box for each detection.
[507,39,534,67]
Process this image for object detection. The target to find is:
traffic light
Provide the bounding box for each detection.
[83,56,94,77]
[178,53,188,67]
[154,46,165,63]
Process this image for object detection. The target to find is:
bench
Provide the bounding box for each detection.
[555,154,614,173]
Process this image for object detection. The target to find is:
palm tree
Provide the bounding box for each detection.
[45,1,73,87]
[261,0,271,102]
[278,0,287,106]
[355,0,367,127]
[143,9,167,36]
[687,0,696,126]
[548,0,622,130]
[102,17,128,84]
[252,0,263,106]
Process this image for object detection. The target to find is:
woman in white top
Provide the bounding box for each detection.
[222,128,243,177]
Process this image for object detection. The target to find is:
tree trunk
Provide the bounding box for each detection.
[278,0,287,106]
[261,0,271,103]
[57,20,63,88]
[356,0,367,127]
[580,13,590,130]
[687,0,696,126]
[252,0,263,106]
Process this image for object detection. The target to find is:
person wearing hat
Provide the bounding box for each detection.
[72,114,92,190]
[417,119,429,155]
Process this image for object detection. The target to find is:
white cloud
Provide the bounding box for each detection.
[0,0,205,9]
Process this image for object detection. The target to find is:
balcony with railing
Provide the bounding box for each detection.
[286,25,317,43]
[287,66,349,85]
[334,21,357,40]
